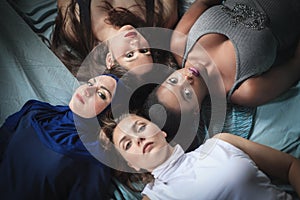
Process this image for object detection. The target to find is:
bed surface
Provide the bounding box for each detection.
[0,0,79,126]
[1,0,300,198]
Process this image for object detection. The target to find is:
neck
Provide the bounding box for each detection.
[148,144,175,173]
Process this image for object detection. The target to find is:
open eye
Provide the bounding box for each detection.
[184,88,193,99]
[139,48,150,54]
[125,51,134,58]
[137,124,146,133]
[125,141,132,150]
[97,91,107,100]
[87,81,93,86]
[168,77,178,84]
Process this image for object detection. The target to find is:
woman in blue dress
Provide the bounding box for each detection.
[0,74,120,199]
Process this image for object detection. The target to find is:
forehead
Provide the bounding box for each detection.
[157,86,181,112]
[92,75,115,82]
[117,114,141,130]
[167,68,184,78]
[113,115,140,140]
[91,75,117,89]
[117,57,153,71]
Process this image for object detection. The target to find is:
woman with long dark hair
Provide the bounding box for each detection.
[51,0,178,76]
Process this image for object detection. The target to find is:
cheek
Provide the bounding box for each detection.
[191,85,201,105]
[94,98,108,115]
[90,14,100,34]
[120,150,139,164]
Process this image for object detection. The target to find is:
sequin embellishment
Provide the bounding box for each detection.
[222,3,268,30]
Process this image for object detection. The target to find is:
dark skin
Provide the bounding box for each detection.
[171,0,300,107]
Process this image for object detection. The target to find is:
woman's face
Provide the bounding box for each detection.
[69,75,117,118]
[107,25,153,74]
[112,114,172,172]
[156,67,206,113]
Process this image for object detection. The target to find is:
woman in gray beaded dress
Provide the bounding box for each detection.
[160,0,300,109]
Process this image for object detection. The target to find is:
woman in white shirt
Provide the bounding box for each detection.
[101,113,300,200]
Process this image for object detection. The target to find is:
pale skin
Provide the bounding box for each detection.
[69,75,117,118]
[113,114,173,172]
[170,0,300,107]
[111,114,300,199]
[105,25,154,74]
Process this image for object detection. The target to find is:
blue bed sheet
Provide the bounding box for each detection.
[1,0,300,199]
[0,0,79,126]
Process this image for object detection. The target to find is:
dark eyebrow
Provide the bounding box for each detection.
[94,77,112,98]
[118,120,138,148]
[132,120,139,132]
[100,86,112,98]
[118,135,127,148]
[126,120,139,134]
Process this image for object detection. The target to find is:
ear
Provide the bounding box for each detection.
[106,52,114,70]
[128,162,141,171]
[162,131,167,138]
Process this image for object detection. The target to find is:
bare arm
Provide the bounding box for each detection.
[171,0,222,65]
[214,133,300,197]
[174,0,221,35]
[231,40,300,107]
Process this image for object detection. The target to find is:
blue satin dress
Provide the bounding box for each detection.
[0,100,111,200]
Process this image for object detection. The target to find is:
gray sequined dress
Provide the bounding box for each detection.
[183,0,300,98]
[185,0,300,137]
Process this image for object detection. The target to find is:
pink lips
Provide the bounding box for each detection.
[188,67,200,77]
[124,31,137,38]
[76,94,85,104]
[143,142,153,154]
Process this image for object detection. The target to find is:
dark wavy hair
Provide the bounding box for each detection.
[50,0,168,76]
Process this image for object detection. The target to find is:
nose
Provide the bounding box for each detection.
[129,39,139,48]
[184,70,194,84]
[135,137,145,146]
[84,86,97,97]
[119,25,134,32]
